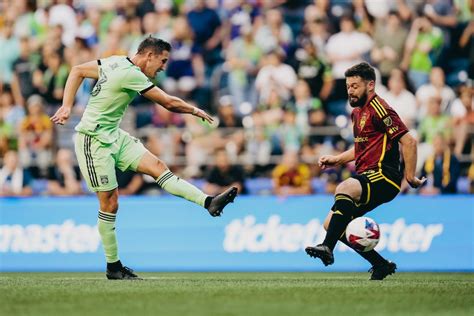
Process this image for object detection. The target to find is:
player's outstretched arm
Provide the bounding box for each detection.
[399,133,426,188]
[318,147,355,170]
[51,60,99,125]
[142,86,213,123]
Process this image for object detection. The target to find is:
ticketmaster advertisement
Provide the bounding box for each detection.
[0,195,472,271]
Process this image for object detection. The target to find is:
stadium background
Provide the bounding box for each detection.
[0,0,473,273]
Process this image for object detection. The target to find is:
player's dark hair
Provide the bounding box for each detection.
[344,62,376,82]
[137,36,171,55]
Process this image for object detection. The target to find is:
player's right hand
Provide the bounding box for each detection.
[192,107,214,124]
[50,106,71,125]
[318,155,339,170]
[407,176,427,189]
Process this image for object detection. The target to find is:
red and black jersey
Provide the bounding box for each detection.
[351,94,408,180]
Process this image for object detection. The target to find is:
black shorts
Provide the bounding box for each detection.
[352,170,401,216]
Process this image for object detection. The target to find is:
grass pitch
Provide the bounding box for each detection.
[1,272,472,316]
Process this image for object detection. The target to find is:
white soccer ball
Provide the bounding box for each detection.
[345,217,380,252]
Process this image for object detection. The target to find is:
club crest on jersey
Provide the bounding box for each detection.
[100,175,109,185]
[383,116,393,126]
[359,113,368,130]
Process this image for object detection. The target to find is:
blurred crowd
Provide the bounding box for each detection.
[0,0,473,197]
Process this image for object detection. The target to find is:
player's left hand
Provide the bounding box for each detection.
[50,105,71,125]
[192,107,214,124]
[407,176,427,189]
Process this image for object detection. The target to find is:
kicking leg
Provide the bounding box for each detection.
[97,189,140,280]
[137,151,237,216]
[305,178,362,265]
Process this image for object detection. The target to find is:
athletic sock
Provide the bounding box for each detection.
[323,194,356,250]
[338,236,387,266]
[97,210,119,264]
[155,170,208,207]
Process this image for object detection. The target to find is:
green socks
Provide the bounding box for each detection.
[156,170,208,207]
[98,210,119,263]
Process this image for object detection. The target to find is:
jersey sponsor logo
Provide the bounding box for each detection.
[354,136,369,143]
[359,113,368,130]
[383,116,393,126]
[110,63,118,70]
[100,175,109,185]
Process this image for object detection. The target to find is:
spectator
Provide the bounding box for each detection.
[420,134,460,195]
[417,95,451,169]
[402,14,444,89]
[304,0,338,35]
[34,50,69,106]
[11,37,38,106]
[226,23,262,111]
[0,107,14,158]
[0,150,33,197]
[48,0,78,47]
[303,16,330,61]
[295,38,333,101]
[459,20,474,80]
[278,108,305,153]
[155,1,174,42]
[204,149,246,195]
[0,87,25,136]
[18,95,53,176]
[213,97,245,157]
[244,111,272,175]
[416,67,456,117]
[418,95,452,144]
[272,150,312,196]
[0,18,20,89]
[383,69,417,129]
[163,15,205,99]
[325,14,373,116]
[255,48,297,104]
[47,148,83,196]
[289,79,326,135]
[187,0,224,69]
[224,0,261,42]
[450,85,474,156]
[370,11,408,85]
[254,8,294,54]
[352,0,376,35]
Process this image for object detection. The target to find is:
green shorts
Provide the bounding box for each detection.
[74,129,147,192]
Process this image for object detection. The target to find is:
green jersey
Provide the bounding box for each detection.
[75,56,154,144]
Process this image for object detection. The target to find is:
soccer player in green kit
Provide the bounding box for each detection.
[51,37,238,280]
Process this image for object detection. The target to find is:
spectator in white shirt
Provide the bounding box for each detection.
[325,15,373,80]
[416,67,455,119]
[383,69,417,129]
[255,49,297,104]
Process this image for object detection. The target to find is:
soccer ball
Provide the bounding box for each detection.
[345,217,380,252]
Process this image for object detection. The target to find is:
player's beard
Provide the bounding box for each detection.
[349,92,368,108]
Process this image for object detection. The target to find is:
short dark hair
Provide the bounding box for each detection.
[344,62,376,82]
[137,36,171,55]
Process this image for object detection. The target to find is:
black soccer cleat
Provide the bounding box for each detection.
[106,266,142,280]
[305,244,335,266]
[207,186,238,217]
[369,261,397,280]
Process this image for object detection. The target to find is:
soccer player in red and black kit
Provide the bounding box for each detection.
[305,62,426,280]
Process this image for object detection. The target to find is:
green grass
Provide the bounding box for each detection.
[1,273,473,316]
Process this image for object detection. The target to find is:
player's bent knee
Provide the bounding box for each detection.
[335,178,361,199]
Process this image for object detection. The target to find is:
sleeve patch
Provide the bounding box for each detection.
[383,116,393,126]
